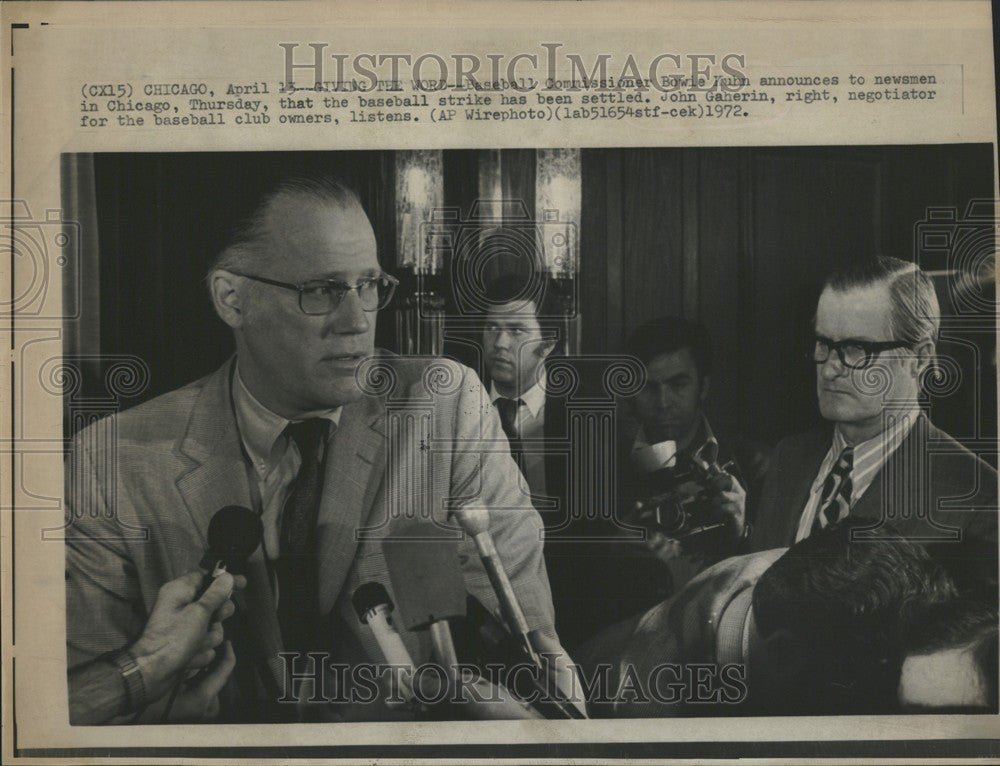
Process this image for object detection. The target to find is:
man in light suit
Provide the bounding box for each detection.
[65,176,579,722]
[751,257,997,559]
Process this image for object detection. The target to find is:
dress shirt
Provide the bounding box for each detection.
[490,372,548,498]
[795,409,919,542]
[232,366,342,560]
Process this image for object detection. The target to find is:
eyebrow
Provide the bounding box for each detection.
[309,268,382,282]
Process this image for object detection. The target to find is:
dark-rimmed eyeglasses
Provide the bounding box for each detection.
[810,335,911,370]
[232,271,398,315]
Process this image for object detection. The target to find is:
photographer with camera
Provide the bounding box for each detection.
[616,316,769,612]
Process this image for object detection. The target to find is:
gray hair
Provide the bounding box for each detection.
[208,174,363,278]
[824,256,940,346]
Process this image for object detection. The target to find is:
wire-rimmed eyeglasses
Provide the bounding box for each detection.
[232,271,399,315]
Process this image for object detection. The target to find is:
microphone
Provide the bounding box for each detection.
[382,522,467,699]
[352,582,416,703]
[449,507,541,668]
[199,504,263,578]
[451,507,585,720]
[161,505,262,722]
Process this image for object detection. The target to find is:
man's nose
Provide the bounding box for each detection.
[656,384,673,408]
[819,354,844,380]
[493,330,512,349]
[326,290,371,334]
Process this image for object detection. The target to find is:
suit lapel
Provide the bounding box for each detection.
[852,413,928,522]
[782,430,831,542]
[174,359,284,684]
[317,391,387,615]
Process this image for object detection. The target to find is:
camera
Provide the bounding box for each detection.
[629,443,733,552]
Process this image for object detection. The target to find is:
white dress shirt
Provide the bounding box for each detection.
[489,371,548,498]
[232,366,342,559]
[795,409,920,542]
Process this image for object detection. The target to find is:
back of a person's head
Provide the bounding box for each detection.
[752,521,957,712]
[624,315,712,380]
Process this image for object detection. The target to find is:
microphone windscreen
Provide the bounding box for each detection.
[205,505,262,574]
[352,582,393,621]
[382,520,467,631]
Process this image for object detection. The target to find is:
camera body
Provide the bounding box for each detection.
[630,447,729,552]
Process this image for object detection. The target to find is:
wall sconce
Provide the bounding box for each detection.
[536,148,581,278]
[396,149,444,274]
[395,150,446,356]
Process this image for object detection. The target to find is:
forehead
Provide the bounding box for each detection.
[646,348,698,379]
[485,300,541,326]
[815,283,894,340]
[262,193,378,280]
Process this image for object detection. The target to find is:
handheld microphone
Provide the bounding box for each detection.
[161,505,262,722]
[449,506,541,668]
[352,582,416,703]
[382,522,467,699]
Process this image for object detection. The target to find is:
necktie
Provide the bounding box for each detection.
[494,397,525,470]
[813,446,854,532]
[276,418,329,654]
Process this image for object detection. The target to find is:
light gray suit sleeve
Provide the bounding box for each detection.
[447,362,557,634]
[64,424,146,669]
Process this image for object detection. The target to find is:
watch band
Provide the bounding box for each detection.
[111,649,147,715]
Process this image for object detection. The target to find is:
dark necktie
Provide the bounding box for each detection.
[813,446,854,532]
[276,418,329,654]
[494,397,525,470]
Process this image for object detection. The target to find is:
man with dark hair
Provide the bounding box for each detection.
[579,522,957,717]
[898,598,998,712]
[752,256,997,550]
[615,316,768,615]
[65,175,582,722]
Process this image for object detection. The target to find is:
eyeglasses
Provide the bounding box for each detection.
[810,335,911,370]
[232,271,398,315]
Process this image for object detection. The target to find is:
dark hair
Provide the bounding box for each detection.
[208,174,363,278]
[823,255,940,346]
[482,271,568,354]
[624,316,713,380]
[904,598,998,711]
[752,521,957,713]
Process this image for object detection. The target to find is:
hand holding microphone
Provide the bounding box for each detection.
[158,505,262,721]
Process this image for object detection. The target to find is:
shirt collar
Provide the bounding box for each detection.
[489,370,547,419]
[832,407,920,456]
[233,364,342,477]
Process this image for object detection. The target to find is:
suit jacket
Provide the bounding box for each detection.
[751,414,998,552]
[65,355,557,721]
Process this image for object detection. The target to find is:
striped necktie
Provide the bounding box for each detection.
[813,446,854,532]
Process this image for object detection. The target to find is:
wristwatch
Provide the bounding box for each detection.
[110,649,147,715]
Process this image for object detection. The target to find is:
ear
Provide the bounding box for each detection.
[911,338,936,378]
[699,375,711,403]
[210,270,248,329]
[537,336,558,360]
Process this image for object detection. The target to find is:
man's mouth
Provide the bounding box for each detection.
[323,352,366,363]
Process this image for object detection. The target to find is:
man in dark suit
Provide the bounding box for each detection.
[65,176,582,722]
[751,257,998,554]
[479,272,606,647]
